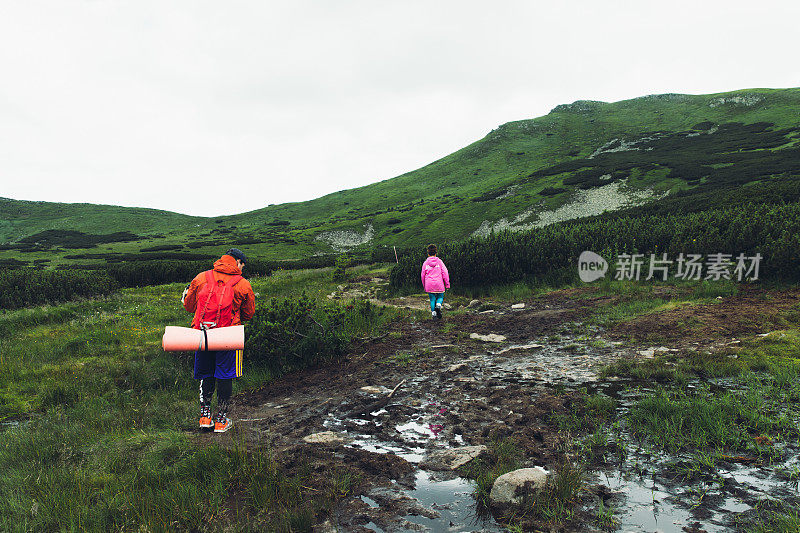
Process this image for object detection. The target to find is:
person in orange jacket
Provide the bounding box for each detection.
[182,248,255,433]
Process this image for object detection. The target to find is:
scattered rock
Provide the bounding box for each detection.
[302,431,345,445]
[470,333,507,343]
[496,344,543,355]
[638,348,655,358]
[442,303,452,310]
[366,487,439,523]
[360,386,383,395]
[467,299,482,308]
[511,303,525,309]
[431,344,455,349]
[478,310,495,315]
[421,445,487,471]
[447,363,467,373]
[315,519,338,533]
[489,467,549,506]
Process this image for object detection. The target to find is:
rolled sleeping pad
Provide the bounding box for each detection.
[162,325,244,352]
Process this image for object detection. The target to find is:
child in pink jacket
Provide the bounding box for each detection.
[421,244,450,319]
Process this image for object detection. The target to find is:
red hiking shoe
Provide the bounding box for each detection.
[199,406,213,429]
[214,417,233,433]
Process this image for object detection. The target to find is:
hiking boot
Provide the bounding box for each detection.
[431,311,437,319]
[199,406,213,429]
[435,305,442,319]
[214,417,233,433]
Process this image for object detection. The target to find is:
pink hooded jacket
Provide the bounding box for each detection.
[421,256,450,293]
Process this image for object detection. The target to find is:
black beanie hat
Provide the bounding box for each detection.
[226,248,247,264]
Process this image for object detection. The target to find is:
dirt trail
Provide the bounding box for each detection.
[233,285,621,531]
[231,283,800,531]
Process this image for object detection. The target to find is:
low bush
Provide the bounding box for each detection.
[389,201,800,291]
[245,294,384,374]
[16,229,142,249]
[0,269,118,310]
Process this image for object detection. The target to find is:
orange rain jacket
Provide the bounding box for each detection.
[183,255,256,326]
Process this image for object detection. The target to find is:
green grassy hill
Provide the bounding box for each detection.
[2,87,799,267]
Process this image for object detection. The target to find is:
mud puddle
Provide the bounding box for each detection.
[315,331,623,531]
[591,446,800,532]
[357,471,505,533]
[580,379,800,532]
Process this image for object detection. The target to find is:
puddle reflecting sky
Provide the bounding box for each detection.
[402,471,506,533]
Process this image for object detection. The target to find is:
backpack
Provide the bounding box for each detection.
[191,270,243,330]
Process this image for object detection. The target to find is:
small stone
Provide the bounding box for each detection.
[470,333,507,343]
[360,386,383,394]
[422,445,487,471]
[496,343,543,355]
[511,303,525,309]
[447,363,467,372]
[442,303,452,310]
[637,348,655,358]
[654,346,670,353]
[316,520,338,533]
[456,377,476,382]
[303,431,345,445]
[490,467,549,506]
[468,299,482,308]
[478,310,495,314]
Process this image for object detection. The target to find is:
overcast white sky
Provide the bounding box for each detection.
[1,1,798,217]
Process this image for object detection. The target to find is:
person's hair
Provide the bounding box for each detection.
[426,244,437,256]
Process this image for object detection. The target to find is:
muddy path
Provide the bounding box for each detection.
[232,283,800,532]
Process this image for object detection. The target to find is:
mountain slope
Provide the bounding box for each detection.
[2,87,799,266]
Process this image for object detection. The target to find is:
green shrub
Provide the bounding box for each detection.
[0,270,118,310]
[245,294,382,374]
[332,255,350,282]
[389,201,800,291]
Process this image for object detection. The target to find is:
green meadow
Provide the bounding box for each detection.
[0,265,403,532]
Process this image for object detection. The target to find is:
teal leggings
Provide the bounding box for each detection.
[428,293,444,311]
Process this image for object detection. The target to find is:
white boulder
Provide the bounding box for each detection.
[489,467,549,505]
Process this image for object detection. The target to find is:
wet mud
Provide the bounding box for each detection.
[231,284,800,531]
